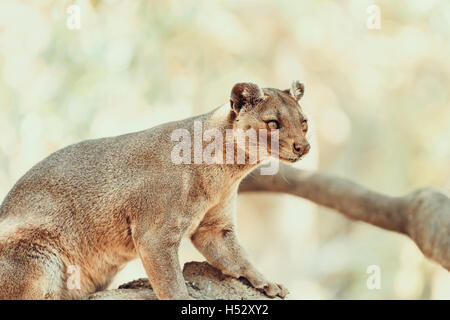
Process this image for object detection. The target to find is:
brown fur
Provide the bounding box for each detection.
[0,81,309,299]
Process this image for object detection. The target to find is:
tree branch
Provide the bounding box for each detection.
[88,261,279,300]
[239,164,450,271]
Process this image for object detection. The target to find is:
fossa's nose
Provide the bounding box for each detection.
[293,142,310,156]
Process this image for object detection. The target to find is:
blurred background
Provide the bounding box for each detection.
[0,0,449,299]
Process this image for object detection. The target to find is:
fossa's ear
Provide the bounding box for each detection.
[230,82,264,113]
[284,80,305,101]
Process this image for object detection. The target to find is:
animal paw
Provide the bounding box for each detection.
[262,282,289,298]
[242,270,290,298]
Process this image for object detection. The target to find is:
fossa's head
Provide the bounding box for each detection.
[229,81,310,163]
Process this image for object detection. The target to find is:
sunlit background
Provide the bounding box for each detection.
[0,0,449,299]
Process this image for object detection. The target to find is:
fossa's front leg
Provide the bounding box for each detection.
[132,214,191,300]
[190,196,289,298]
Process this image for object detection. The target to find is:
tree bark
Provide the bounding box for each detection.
[88,261,278,300]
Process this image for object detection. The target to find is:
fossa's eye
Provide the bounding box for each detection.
[265,120,279,130]
[301,120,308,132]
